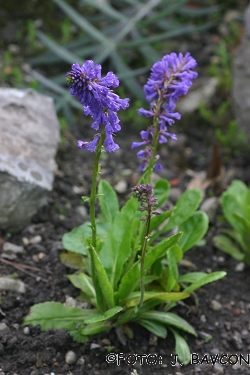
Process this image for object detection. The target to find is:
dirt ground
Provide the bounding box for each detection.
[0,124,250,375]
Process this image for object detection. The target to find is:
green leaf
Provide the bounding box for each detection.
[114,307,137,327]
[178,272,207,284]
[125,291,190,308]
[98,180,119,222]
[100,197,139,288]
[178,211,209,252]
[92,247,115,310]
[52,0,112,45]
[84,306,123,324]
[213,235,245,261]
[36,30,84,65]
[115,262,140,304]
[167,246,181,281]
[60,252,85,270]
[23,302,94,331]
[170,328,191,365]
[161,189,202,232]
[80,321,111,336]
[67,273,96,299]
[137,319,167,339]
[62,221,110,255]
[183,271,226,293]
[154,179,170,207]
[149,210,172,234]
[144,232,182,271]
[138,311,197,336]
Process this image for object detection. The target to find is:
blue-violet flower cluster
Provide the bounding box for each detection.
[132,52,198,171]
[66,61,129,153]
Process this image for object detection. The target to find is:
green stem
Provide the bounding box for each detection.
[139,211,151,309]
[89,131,105,280]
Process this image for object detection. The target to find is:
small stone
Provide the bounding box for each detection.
[214,362,224,374]
[75,206,88,219]
[23,326,30,335]
[72,185,84,194]
[200,314,206,323]
[101,338,111,346]
[90,343,100,350]
[38,252,46,260]
[210,300,222,311]
[22,237,30,246]
[65,350,77,365]
[114,180,127,194]
[233,308,241,316]
[0,323,10,335]
[235,262,245,272]
[30,370,39,375]
[0,277,26,293]
[76,357,85,366]
[2,242,24,260]
[29,235,42,244]
[241,329,249,337]
[210,348,220,355]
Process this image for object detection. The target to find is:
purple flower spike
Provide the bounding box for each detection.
[133,52,198,172]
[66,60,129,153]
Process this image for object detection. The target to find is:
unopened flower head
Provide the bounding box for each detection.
[132,52,198,171]
[132,184,160,219]
[66,61,129,152]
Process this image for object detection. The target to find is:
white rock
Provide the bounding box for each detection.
[90,343,100,350]
[2,242,24,260]
[0,88,60,232]
[210,300,222,311]
[65,350,77,364]
[114,180,127,194]
[0,277,26,293]
[235,262,245,272]
[75,205,88,219]
[29,235,42,244]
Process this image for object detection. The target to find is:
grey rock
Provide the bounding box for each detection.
[2,242,24,260]
[210,300,222,311]
[23,326,30,335]
[214,363,224,374]
[114,180,127,194]
[0,88,59,232]
[0,323,10,335]
[65,350,77,364]
[0,276,26,293]
[235,262,245,272]
[90,343,100,350]
[232,4,250,137]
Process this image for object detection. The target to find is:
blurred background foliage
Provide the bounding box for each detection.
[0,0,249,147]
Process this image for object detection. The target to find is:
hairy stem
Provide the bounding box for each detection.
[139,211,151,309]
[89,131,105,283]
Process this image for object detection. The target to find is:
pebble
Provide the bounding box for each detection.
[2,242,24,260]
[75,205,88,219]
[235,262,245,272]
[22,237,30,246]
[72,185,85,194]
[29,235,42,244]
[65,350,77,364]
[0,277,26,293]
[210,300,222,311]
[76,357,85,366]
[214,362,224,374]
[23,326,30,335]
[114,180,127,194]
[0,323,10,334]
[90,343,100,350]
